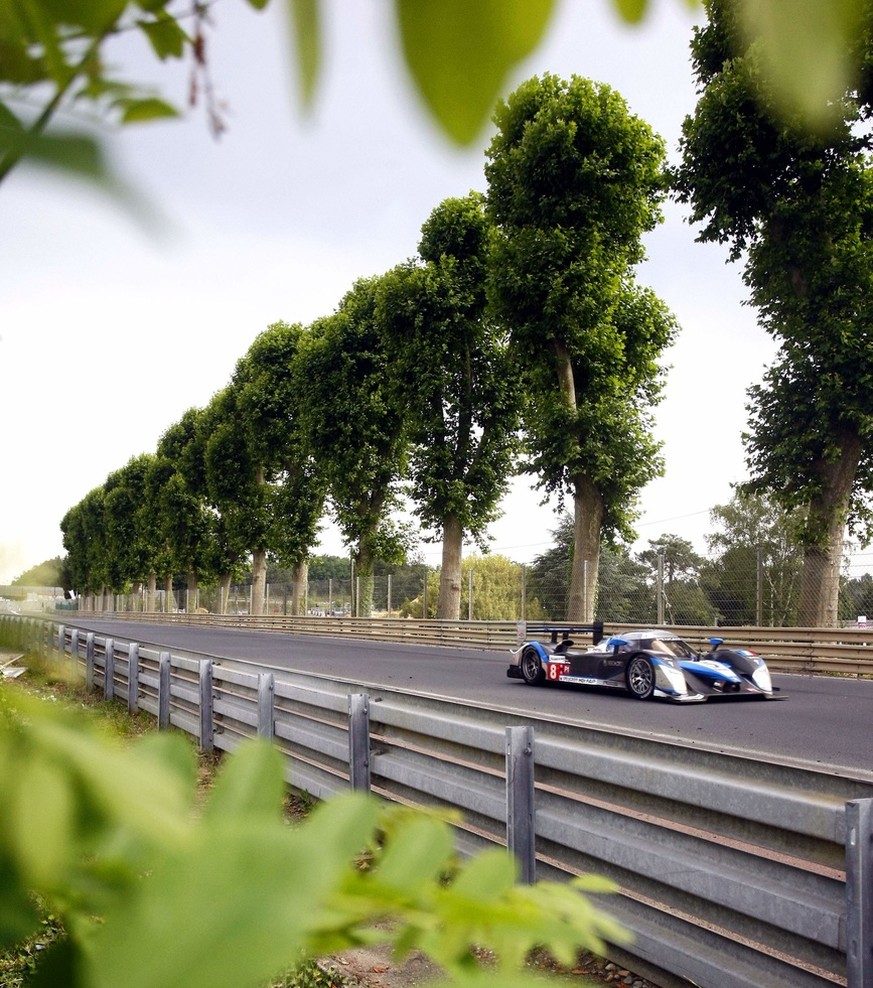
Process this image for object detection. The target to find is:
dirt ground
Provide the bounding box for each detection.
[322,939,663,988]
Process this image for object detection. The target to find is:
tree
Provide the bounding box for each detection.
[841,571,873,623]
[673,0,873,626]
[155,409,216,609]
[486,73,677,622]
[378,193,519,619]
[297,279,410,616]
[103,455,162,599]
[11,557,63,588]
[525,515,574,621]
[703,490,803,626]
[638,534,713,625]
[230,322,326,615]
[60,487,109,598]
[596,546,652,624]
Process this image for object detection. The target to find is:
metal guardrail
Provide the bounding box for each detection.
[2,615,872,988]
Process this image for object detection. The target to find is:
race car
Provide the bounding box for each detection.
[507,624,780,702]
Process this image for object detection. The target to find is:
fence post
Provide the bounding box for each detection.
[158,651,171,729]
[85,633,95,691]
[348,693,370,792]
[257,672,274,739]
[199,660,214,752]
[506,725,536,885]
[103,638,115,701]
[846,798,873,988]
[128,643,140,714]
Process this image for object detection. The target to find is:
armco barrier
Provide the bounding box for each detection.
[2,615,872,988]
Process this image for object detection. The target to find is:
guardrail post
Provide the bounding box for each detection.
[158,651,171,729]
[103,638,115,701]
[69,628,78,664]
[348,693,371,792]
[128,643,140,714]
[506,725,536,885]
[846,798,873,988]
[257,673,274,739]
[85,633,95,691]
[199,660,214,753]
[58,624,65,655]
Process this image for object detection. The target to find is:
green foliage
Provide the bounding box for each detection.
[702,490,803,626]
[10,557,64,587]
[486,73,675,537]
[0,687,621,988]
[486,72,676,620]
[393,0,556,144]
[674,0,873,623]
[297,278,410,612]
[379,194,519,548]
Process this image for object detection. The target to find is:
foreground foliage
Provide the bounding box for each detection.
[0,680,623,988]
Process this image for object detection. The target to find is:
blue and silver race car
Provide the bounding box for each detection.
[507,624,780,702]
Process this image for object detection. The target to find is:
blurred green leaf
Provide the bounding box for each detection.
[450,848,516,900]
[137,14,188,60]
[395,0,557,144]
[738,0,866,130]
[10,757,74,888]
[614,0,649,22]
[374,815,454,892]
[287,0,320,108]
[202,739,285,823]
[120,96,179,122]
[0,850,41,948]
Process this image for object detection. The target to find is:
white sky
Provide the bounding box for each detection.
[0,0,784,585]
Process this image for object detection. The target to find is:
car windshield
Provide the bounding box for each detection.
[646,637,696,658]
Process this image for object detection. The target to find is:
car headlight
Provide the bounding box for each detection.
[751,663,772,692]
[657,661,688,695]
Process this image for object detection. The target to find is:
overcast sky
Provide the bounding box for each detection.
[0,0,789,585]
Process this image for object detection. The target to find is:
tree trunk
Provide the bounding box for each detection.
[251,549,267,615]
[146,572,157,613]
[797,429,861,626]
[291,560,308,616]
[437,514,463,620]
[568,473,603,622]
[355,542,375,618]
[186,570,198,613]
[218,572,232,615]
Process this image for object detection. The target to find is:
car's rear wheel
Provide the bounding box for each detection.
[520,647,545,686]
[626,654,655,700]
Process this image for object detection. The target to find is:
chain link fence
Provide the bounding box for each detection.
[72,548,873,627]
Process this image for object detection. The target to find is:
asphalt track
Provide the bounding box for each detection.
[70,618,873,778]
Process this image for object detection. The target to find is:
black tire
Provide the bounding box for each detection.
[520,647,546,686]
[626,654,656,700]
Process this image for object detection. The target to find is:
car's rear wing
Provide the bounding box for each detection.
[517,621,605,646]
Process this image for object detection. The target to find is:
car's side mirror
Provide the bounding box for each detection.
[708,637,724,650]
[610,637,628,653]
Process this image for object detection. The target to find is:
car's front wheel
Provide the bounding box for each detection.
[520,647,545,686]
[626,654,655,700]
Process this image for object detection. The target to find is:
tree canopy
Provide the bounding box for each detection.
[378,193,519,619]
[486,73,677,621]
[673,0,873,625]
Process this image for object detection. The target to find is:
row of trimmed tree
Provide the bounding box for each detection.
[62,72,677,620]
[62,0,873,625]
